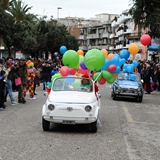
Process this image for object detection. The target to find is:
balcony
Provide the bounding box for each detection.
[127,32,141,39]
[78,35,87,40]
[79,46,88,51]
[101,45,109,50]
[123,44,130,49]
[109,46,114,50]
[87,34,99,39]
[109,34,114,39]
[102,32,109,38]
[111,21,119,28]
[123,29,132,35]
[117,15,132,24]
[79,35,84,39]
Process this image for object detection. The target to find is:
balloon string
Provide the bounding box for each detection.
[94,71,102,82]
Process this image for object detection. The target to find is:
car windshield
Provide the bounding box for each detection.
[117,72,140,82]
[52,77,93,92]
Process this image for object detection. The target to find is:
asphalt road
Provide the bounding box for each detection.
[0,84,160,160]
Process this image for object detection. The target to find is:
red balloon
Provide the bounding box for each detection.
[60,66,69,77]
[107,64,117,72]
[78,67,89,75]
[98,77,106,85]
[68,68,76,75]
[140,34,151,46]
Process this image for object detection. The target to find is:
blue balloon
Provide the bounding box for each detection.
[123,64,129,70]
[127,65,134,73]
[114,53,120,57]
[110,56,119,65]
[51,70,56,75]
[119,58,126,66]
[119,49,130,60]
[65,75,75,84]
[132,60,138,67]
[101,58,111,70]
[60,46,67,54]
[129,74,136,81]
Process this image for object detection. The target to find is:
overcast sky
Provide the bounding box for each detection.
[24,0,132,19]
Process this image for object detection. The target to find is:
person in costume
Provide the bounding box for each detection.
[23,60,36,99]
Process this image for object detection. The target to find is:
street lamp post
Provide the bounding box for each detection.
[57,7,62,21]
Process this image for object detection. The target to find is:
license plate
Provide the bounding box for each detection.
[62,120,75,125]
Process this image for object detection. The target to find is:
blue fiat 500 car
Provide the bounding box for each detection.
[111,72,144,102]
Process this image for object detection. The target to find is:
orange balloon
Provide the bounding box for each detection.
[112,74,118,78]
[107,53,114,60]
[101,49,108,58]
[128,43,139,55]
[77,50,84,56]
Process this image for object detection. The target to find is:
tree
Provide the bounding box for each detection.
[8,0,32,23]
[129,0,160,38]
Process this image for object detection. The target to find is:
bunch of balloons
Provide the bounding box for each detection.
[51,45,140,85]
[123,60,138,73]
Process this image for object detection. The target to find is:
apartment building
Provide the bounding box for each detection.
[78,11,149,60]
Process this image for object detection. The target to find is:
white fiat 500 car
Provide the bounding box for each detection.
[42,77,101,133]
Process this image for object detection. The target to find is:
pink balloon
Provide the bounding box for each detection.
[68,68,76,75]
[107,64,117,72]
[60,66,69,77]
[98,77,106,85]
[140,34,151,46]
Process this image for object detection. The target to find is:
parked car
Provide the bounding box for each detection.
[111,72,144,102]
[42,76,101,133]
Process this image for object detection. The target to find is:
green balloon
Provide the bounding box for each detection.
[84,49,105,71]
[62,50,79,68]
[102,70,112,80]
[74,56,84,70]
[107,76,115,84]
[93,72,102,81]
[51,73,62,82]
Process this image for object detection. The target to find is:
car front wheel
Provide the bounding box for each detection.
[42,117,50,131]
[91,120,97,133]
[113,93,117,100]
[138,96,143,102]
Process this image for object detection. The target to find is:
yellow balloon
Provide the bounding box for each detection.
[128,43,139,55]
[107,53,114,60]
[77,50,84,56]
[101,49,108,58]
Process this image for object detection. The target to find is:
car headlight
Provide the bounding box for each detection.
[85,105,92,112]
[137,88,141,92]
[48,104,55,111]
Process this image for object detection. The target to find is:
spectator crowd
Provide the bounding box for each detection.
[0,56,160,111]
[0,57,61,110]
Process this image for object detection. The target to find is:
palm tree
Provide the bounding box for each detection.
[8,0,32,23]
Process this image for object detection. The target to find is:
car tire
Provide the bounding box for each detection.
[138,96,143,103]
[42,118,50,131]
[113,93,117,100]
[91,120,97,133]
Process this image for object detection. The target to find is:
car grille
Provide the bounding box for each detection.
[122,88,137,93]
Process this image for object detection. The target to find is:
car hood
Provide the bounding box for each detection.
[118,80,139,89]
[48,91,96,103]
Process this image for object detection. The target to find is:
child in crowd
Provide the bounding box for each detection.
[0,70,7,110]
